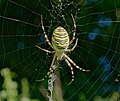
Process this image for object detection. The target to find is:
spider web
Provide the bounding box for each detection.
[0,0,120,100]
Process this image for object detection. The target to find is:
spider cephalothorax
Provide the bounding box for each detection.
[36,15,90,84]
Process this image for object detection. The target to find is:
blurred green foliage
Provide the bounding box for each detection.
[0,68,39,101]
[0,68,120,101]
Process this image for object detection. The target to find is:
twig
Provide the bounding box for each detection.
[53,67,64,101]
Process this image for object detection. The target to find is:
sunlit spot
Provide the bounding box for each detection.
[88,28,100,40]
[98,17,112,27]
[103,63,112,71]
[117,85,120,92]
[86,0,97,3]
[17,42,24,49]
[100,84,112,93]
[100,72,109,82]
[88,32,96,40]
[40,34,46,42]
[98,56,109,65]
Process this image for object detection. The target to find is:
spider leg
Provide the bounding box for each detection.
[69,14,76,45]
[65,38,78,52]
[36,45,55,54]
[64,54,90,72]
[47,54,57,78]
[64,58,74,85]
[36,54,57,82]
[41,15,54,49]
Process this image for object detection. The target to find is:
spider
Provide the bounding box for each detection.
[36,15,90,85]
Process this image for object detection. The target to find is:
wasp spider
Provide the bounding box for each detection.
[36,15,90,85]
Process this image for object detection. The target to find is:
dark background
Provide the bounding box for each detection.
[0,0,120,101]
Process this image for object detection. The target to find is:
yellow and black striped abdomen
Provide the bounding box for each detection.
[52,26,69,51]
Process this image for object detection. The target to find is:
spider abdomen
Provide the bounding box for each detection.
[52,26,69,51]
